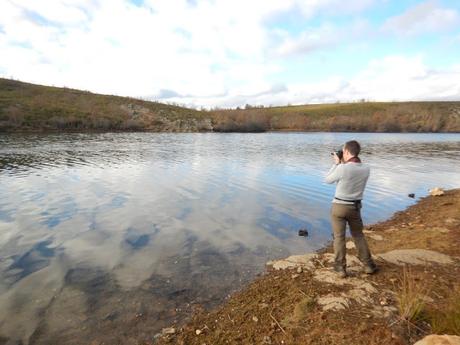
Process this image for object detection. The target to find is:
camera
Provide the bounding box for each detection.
[331,149,343,160]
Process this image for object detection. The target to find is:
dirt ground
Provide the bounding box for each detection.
[153,189,460,345]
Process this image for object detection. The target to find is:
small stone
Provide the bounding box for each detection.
[346,241,355,249]
[379,298,389,306]
[162,327,175,335]
[297,267,303,274]
[195,329,202,335]
[445,218,457,224]
[291,274,300,279]
[252,316,259,322]
[263,336,272,344]
[259,303,269,308]
[368,234,384,241]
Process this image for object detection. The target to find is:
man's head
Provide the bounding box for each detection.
[343,140,361,161]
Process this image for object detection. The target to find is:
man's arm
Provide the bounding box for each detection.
[324,164,343,184]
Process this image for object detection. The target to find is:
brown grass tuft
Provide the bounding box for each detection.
[396,265,429,323]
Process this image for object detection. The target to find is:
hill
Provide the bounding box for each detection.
[1,78,460,132]
[0,78,212,132]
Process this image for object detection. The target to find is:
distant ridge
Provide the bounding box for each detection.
[1,78,459,132]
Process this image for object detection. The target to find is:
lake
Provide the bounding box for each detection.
[0,132,459,344]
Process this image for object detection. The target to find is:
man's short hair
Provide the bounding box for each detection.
[344,140,361,157]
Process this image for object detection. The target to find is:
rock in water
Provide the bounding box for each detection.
[413,335,460,345]
[298,229,308,237]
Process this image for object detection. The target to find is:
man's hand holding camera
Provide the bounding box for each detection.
[331,149,344,165]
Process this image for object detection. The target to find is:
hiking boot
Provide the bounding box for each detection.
[333,266,347,278]
[363,264,378,275]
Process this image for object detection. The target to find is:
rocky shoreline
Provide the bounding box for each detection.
[154,189,460,345]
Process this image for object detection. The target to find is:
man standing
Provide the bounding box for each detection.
[325,140,377,278]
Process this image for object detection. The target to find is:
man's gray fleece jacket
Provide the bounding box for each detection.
[324,162,370,204]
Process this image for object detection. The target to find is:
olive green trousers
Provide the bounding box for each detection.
[330,203,374,269]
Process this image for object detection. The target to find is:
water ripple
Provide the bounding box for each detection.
[0,132,459,344]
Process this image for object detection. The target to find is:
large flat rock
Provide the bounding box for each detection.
[376,249,454,265]
[266,253,318,270]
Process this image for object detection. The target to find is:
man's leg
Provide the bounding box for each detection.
[347,206,376,271]
[331,203,347,272]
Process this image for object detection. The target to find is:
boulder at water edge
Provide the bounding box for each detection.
[413,335,460,345]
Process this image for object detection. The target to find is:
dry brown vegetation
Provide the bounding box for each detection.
[212,102,460,132]
[0,78,210,132]
[396,266,430,324]
[1,78,460,132]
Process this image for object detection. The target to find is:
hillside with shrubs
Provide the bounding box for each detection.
[1,78,459,133]
[0,78,212,132]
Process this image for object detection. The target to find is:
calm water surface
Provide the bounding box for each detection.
[0,132,459,344]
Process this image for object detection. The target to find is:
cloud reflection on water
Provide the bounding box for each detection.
[0,132,459,344]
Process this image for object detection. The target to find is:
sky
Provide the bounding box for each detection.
[1,0,460,108]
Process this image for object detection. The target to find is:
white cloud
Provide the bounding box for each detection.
[165,55,460,107]
[0,0,379,96]
[275,24,339,57]
[0,0,458,108]
[342,55,460,101]
[0,0,293,98]
[274,19,372,57]
[383,0,460,36]
[294,0,376,18]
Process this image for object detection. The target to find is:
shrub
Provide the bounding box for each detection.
[120,119,144,130]
[396,266,429,323]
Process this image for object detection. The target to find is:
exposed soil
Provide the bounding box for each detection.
[154,189,460,345]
